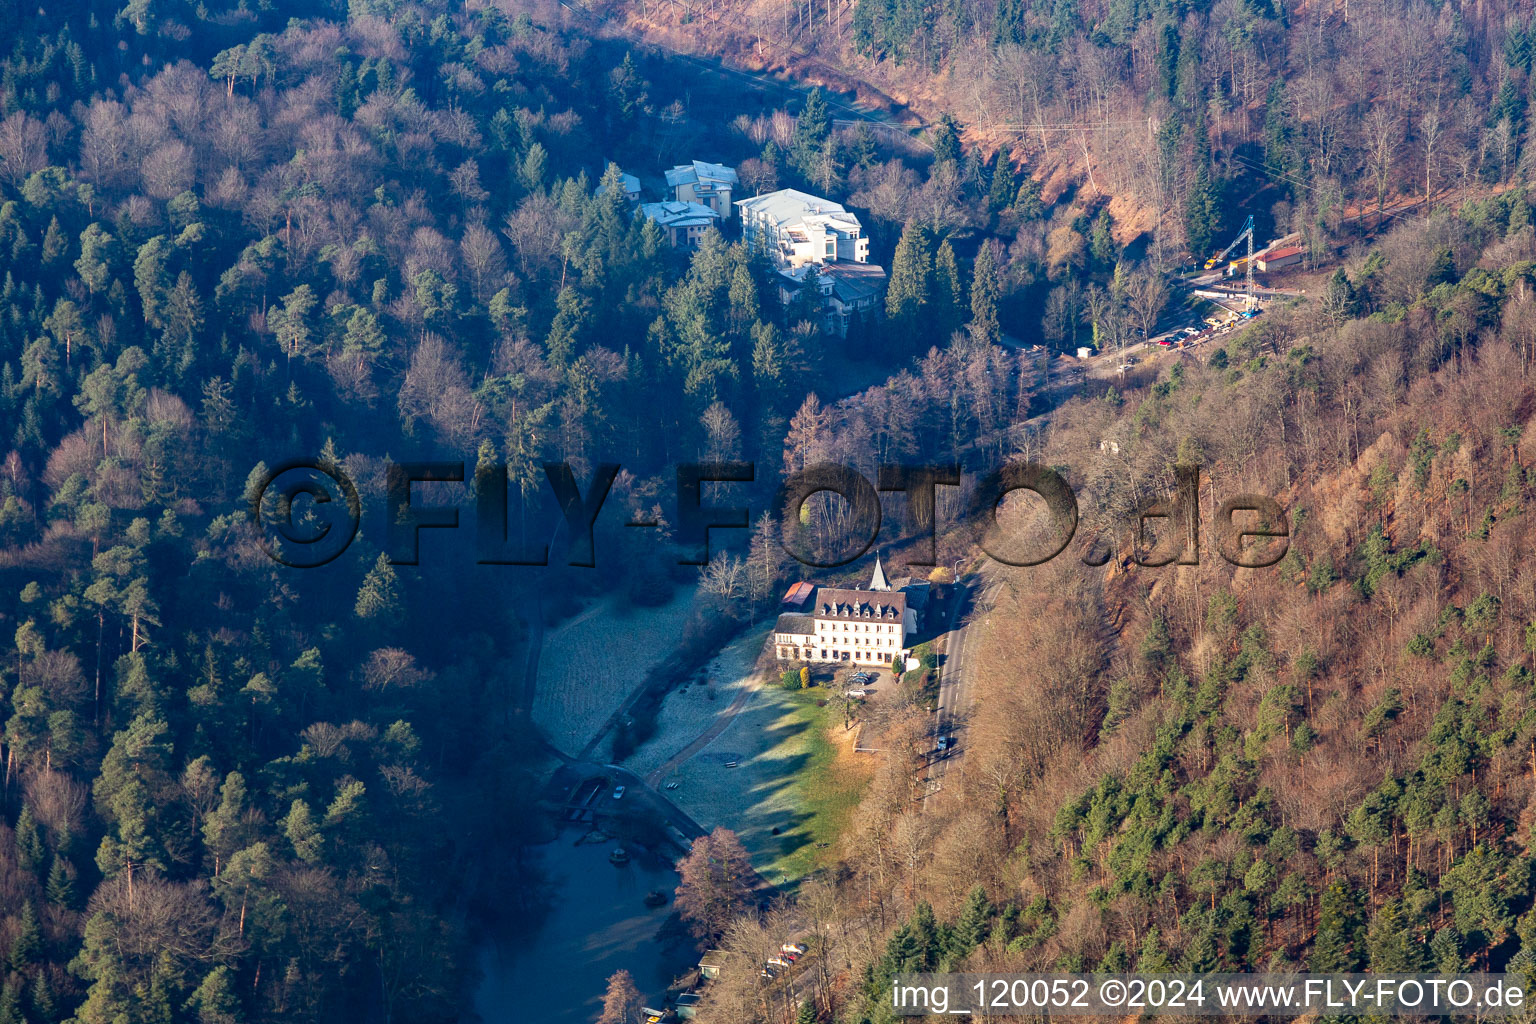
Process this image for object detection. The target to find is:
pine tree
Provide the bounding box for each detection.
[885,221,933,354]
[992,0,1026,45]
[796,999,819,1024]
[791,89,833,178]
[950,884,993,957]
[187,966,244,1024]
[1184,165,1218,256]
[0,983,19,1024]
[47,854,77,908]
[354,553,402,622]
[933,239,963,341]
[14,805,43,872]
[284,799,324,864]
[930,114,962,167]
[1089,209,1116,267]
[987,144,1015,212]
[202,772,249,875]
[909,902,944,969]
[40,216,67,265]
[970,241,1002,345]
[8,901,41,971]
[1312,881,1365,971]
[517,142,549,193]
[29,971,55,1021]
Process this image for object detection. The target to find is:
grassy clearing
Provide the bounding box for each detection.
[765,688,873,883]
[662,671,872,888]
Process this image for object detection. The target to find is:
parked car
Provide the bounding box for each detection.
[612,785,626,800]
[782,943,808,955]
[937,736,954,751]
[1157,338,1173,346]
[845,689,867,698]
[767,956,793,968]
[759,966,777,979]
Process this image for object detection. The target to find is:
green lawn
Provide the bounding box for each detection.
[762,687,873,884]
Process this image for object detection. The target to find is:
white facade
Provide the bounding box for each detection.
[736,189,870,270]
[773,557,914,665]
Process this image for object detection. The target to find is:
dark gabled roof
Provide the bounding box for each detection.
[814,588,907,622]
[775,612,816,634]
[900,581,930,612]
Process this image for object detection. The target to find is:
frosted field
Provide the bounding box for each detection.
[529,588,698,756]
[621,627,771,780]
[643,644,823,875]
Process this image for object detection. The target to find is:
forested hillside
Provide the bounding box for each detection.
[0,0,887,1021]
[12,0,1536,1020]
[620,0,1534,260]
[690,194,1536,1021]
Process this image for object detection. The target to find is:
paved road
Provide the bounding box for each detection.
[922,579,995,810]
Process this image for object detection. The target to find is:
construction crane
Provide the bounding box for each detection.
[1204,215,1257,310]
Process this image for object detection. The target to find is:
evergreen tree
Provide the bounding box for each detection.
[14,805,43,872]
[933,239,963,341]
[1185,165,1218,256]
[949,885,993,958]
[930,114,962,167]
[791,89,833,178]
[992,0,1027,45]
[886,221,933,354]
[186,966,244,1024]
[970,240,1002,345]
[987,144,1016,213]
[283,798,324,863]
[1312,882,1365,971]
[7,901,40,971]
[29,971,55,1021]
[46,854,77,909]
[1089,209,1116,268]
[355,553,402,622]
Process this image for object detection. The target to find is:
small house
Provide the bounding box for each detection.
[1257,245,1303,272]
[698,950,728,981]
[639,201,720,249]
[665,161,738,220]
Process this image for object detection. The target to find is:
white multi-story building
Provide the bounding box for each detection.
[665,160,739,220]
[736,189,870,269]
[773,556,917,666]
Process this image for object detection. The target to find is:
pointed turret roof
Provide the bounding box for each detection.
[869,552,891,592]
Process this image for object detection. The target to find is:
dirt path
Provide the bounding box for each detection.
[643,675,762,787]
